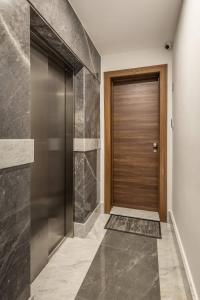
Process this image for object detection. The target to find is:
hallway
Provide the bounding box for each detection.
[32,209,192,300]
[1,0,200,299]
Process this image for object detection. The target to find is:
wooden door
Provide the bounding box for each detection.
[112,76,160,211]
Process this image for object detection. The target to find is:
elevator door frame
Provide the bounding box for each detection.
[30,33,74,241]
[104,65,167,222]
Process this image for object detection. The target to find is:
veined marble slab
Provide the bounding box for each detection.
[76,230,160,300]
[31,212,193,300]
[73,138,100,152]
[31,214,109,300]
[29,0,101,80]
[74,203,102,238]
[0,139,34,169]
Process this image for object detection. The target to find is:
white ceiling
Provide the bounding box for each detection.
[69,0,182,55]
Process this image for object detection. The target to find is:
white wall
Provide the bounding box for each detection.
[100,47,173,212]
[172,0,200,298]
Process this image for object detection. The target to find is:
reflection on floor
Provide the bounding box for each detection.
[31,215,109,300]
[76,230,160,300]
[32,209,193,300]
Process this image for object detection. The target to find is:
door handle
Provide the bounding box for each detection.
[153,142,159,153]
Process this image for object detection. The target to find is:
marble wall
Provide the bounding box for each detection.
[75,68,100,139]
[0,1,30,139]
[74,151,97,223]
[74,67,100,223]
[85,70,100,138]
[29,0,101,80]
[0,166,31,300]
[0,1,31,300]
[0,1,100,299]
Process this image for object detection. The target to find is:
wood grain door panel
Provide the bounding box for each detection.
[112,78,159,211]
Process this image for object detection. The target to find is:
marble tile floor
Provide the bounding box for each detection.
[158,222,193,300]
[111,206,160,221]
[31,214,110,300]
[31,210,192,300]
[76,230,160,300]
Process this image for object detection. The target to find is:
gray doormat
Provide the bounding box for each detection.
[105,214,161,239]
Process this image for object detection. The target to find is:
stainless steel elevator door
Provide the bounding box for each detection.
[31,46,49,281]
[47,59,65,254]
[30,45,66,281]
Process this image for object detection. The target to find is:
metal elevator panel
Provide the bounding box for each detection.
[30,46,49,282]
[30,42,73,282]
[47,59,65,254]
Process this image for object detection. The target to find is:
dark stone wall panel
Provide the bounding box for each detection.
[0,166,31,300]
[85,69,100,138]
[74,67,100,138]
[84,151,98,214]
[0,1,31,299]
[29,0,101,79]
[74,152,85,222]
[74,69,85,138]
[0,0,30,139]
[74,151,99,223]
[74,66,100,223]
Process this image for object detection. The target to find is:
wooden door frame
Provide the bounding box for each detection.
[104,64,167,222]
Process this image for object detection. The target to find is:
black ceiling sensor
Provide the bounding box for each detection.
[165,42,173,50]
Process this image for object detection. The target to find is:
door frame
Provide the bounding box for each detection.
[104,64,167,222]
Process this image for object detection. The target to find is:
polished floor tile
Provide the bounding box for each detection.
[31,214,109,300]
[86,213,110,241]
[32,238,99,300]
[76,230,160,300]
[32,212,192,300]
[158,222,193,300]
[111,206,160,221]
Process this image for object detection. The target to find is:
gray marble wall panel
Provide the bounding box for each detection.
[74,67,100,223]
[29,0,101,79]
[30,8,82,73]
[84,151,97,216]
[74,151,99,223]
[74,69,85,138]
[0,0,30,139]
[74,67,100,138]
[74,152,85,222]
[0,1,31,299]
[85,69,100,138]
[0,166,31,300]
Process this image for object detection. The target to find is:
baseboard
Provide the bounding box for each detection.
[74,203,101,238]
[169,210,199,300]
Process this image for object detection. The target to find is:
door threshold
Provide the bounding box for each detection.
[111,206,160,221]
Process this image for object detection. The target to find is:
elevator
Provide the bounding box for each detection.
[30,37,74,282]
